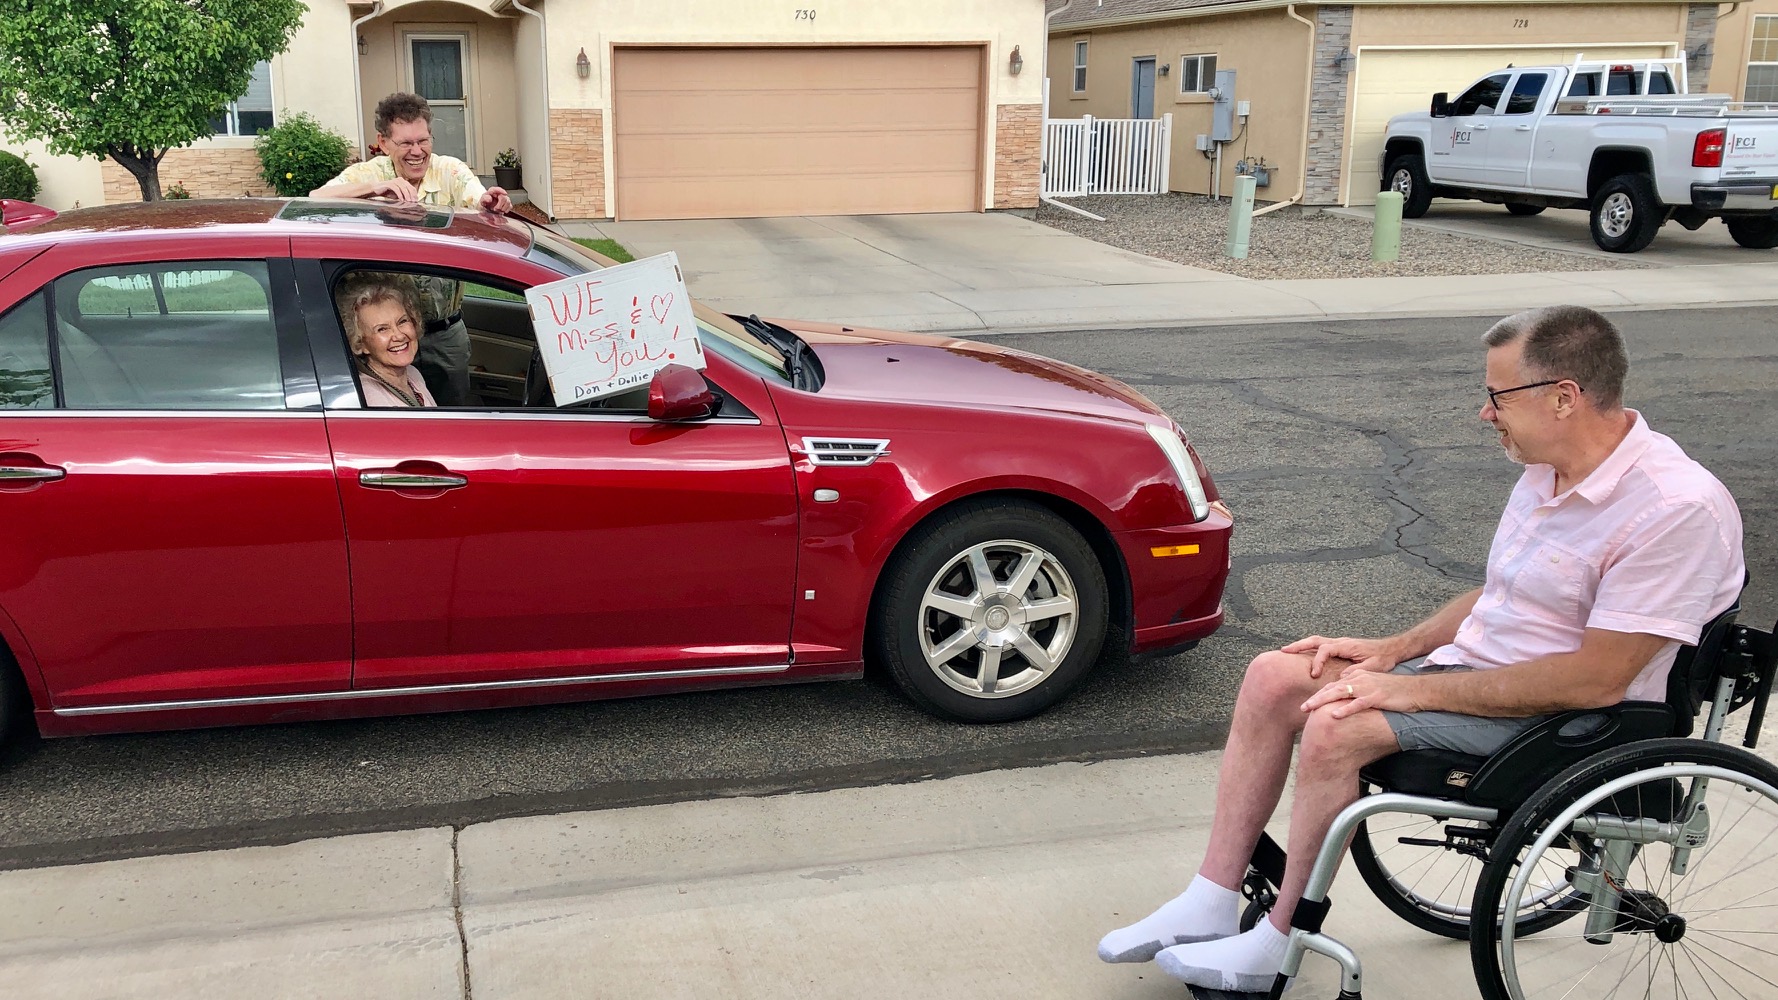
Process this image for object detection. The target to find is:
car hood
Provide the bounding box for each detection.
[777,321,1167,425]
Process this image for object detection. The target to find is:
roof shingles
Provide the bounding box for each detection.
[1050,0,1250,28]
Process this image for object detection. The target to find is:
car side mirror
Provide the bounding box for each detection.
[1431,92,1450,118]
[647,364,716,422]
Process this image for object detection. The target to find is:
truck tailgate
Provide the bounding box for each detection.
[1724,119,1778,179]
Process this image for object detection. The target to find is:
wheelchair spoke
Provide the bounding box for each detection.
[1682,936,1778,996]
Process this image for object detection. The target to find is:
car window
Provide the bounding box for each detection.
[1453,74,1509,116]
[0,292,54,409]
[1505,72,1549,115]
[1648,71,1675,95]
[1567,72,1598,97]
[57,262,284,410]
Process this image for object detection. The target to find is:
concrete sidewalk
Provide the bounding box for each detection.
[564,212,1778,335]
[0,752,1468,1000]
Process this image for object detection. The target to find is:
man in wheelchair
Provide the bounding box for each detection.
[1098,306,1746,993]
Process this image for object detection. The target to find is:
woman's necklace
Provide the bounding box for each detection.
[361,358,422,407]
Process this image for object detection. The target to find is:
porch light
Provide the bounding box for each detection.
[576,47,591,79]
[1008,45,1023,76]
[1332,47,1352,71]
[358,34,368,56]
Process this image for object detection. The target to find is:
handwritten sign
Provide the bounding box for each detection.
[524,252,704,404]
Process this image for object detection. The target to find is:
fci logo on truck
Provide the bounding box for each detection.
[1450,130,1474,147]
[1733,136,1759,150]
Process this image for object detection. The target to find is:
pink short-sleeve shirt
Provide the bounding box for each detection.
[1427,410,1744,702]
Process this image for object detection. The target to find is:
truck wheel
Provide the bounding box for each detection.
[1589,173,1663,253]
[1726,217,1778,249]
[1383,154,1433,218]
[1505,203,1545,217]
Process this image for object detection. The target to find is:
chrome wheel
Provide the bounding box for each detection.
[1391,168,1414,197]
[917,539,1078,699]
[1598,192,1634,239]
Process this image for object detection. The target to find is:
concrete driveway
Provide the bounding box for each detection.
[1330,200,1775,265]
[562,213,1240,333]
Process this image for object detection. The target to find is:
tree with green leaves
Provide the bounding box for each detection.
[0,0,308,202]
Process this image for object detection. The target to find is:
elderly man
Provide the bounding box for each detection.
[1098,305,1745,993]
[311,92,512,406]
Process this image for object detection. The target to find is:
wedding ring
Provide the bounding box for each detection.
[1344,684,1354,697]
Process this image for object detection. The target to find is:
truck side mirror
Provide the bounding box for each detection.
[1431,92,1450,118]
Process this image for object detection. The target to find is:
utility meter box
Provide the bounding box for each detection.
[1194,133,1213,152]
[1211,69,1237,142]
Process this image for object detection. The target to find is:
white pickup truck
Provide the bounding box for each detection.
[1380,57,1778,252]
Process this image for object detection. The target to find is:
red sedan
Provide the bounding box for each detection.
[0,199,1231,742]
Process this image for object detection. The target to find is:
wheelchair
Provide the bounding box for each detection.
[1235,597,1778,1000]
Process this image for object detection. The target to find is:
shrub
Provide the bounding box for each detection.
[0,150,39,201]
[164,181,192,200]
[254,111,352,197]
[494,147,520,169]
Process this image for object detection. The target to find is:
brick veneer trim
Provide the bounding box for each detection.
[550,108,606,220]
[100,147,271,204]
[1306,4,1354,206]
[994,104,1042,209]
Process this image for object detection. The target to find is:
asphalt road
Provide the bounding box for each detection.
[1,308,1773,869]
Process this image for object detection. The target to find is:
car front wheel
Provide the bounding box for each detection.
[1384,153,1434,218]
[872,500,1108,722]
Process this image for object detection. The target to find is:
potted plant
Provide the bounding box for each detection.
[494,148,522,191]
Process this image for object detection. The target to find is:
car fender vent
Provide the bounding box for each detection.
[802,437,891,466]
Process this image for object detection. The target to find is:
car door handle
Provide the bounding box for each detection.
[0,464,65,482]
[1515,124,1534,131]
[1474,123,1491,130]
[360,469,468,490]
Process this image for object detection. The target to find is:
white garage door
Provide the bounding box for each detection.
[612,47,984,221]
[1345,44,1671,205]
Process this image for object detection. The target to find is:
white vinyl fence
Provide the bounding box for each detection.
[1042,114,1172,198]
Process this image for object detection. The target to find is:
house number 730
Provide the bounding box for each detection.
[795,8,816,19]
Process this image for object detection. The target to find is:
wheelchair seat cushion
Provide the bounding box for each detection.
[1360,749,1489,798]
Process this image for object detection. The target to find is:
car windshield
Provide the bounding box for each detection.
[522,226,792,384]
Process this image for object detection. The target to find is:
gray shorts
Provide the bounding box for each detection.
[1380,658,1554,756]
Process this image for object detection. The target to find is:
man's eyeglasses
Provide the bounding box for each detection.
[387,137,433,152]
[1486,379,1580,409]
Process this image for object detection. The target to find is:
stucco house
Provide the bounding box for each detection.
[1046,1,1777,208]
[9,0,1047,221]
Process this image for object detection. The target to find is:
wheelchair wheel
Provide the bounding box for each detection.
[1351,782,1585,940]
[1471,739,1778,1000]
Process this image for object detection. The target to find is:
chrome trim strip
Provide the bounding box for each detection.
[54,662,793,717]
[802,437,891,466]
[0,410,313,419]
[0,466,65,481]
[324,410,763,425]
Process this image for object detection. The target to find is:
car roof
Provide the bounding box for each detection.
[1,198,536,255]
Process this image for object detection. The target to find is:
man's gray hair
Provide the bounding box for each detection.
[1482,305,1628,411]
[335,273,423,355]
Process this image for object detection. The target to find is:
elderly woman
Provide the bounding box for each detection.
[336,274,437,408]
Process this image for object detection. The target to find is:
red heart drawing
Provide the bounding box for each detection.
[650,294,674,324]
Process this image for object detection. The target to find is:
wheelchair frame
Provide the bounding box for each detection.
[1239,603,1778,1000]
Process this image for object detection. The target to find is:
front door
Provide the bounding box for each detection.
[1132,58,1157,119]
[294,248,800,691]
[408,34,472,164]
[1431,72,1508,186]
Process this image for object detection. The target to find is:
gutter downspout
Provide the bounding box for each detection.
[1039,1,1108,222]
[351,2,385,161]
[509,0,555,221]
[1253,3,1314,217]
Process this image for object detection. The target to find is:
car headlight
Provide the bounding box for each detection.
[1146,423,1210,522]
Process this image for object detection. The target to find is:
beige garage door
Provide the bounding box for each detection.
[1345,44,1671,205]
[612,47,984,220]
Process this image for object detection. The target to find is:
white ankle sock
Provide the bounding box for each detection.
[1096,875,1241,964]
[1154,920,1290,993]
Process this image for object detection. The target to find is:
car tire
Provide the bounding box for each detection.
[1504,202,1545,217]
[1383,154,1434,219]
[1726,217,1778,249]
[0,654,27,750]
[1589,173,1663,253]
[871,499,1108,723]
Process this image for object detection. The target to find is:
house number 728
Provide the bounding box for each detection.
[795,8,816,19]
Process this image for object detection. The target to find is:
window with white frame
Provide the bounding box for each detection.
[1179,53,1218,94]
[1749,16,1778,103]
[1073,40,1088,92]
[210,61,275,137]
